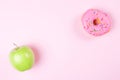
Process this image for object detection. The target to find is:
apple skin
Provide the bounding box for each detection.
[9,46,34,71]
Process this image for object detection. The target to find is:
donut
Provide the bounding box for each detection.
[82,9,112,36]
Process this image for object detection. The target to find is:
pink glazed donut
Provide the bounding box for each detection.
[82,9,112,36]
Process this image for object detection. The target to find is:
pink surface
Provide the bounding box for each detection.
[0,0,120,80]
[82,9,111,36]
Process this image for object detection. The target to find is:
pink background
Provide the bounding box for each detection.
[0,0,120,80]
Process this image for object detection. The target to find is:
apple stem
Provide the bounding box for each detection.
[13,43,19,48]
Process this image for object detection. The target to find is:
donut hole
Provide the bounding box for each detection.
[93,18,100,25]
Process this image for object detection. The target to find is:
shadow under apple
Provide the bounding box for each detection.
[28,45,42,67]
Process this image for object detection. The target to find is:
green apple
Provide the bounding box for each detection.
[9,45,34,71]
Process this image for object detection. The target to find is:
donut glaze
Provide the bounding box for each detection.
[82,9,112,36]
